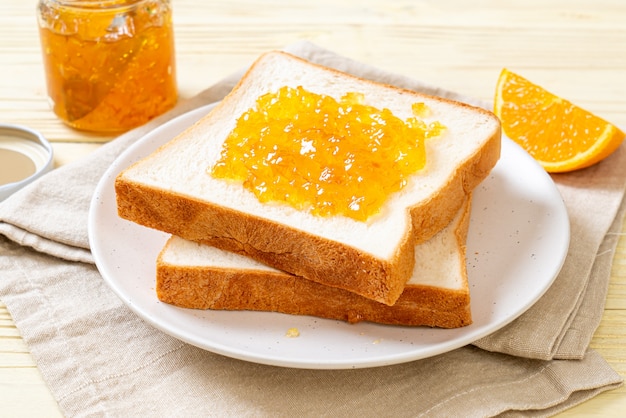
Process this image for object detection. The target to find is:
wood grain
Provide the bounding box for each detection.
[1,0,625,416]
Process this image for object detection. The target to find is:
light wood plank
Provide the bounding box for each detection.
[0,368,64,418]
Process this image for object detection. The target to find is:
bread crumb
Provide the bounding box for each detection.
[373,338,382,344]
[285,327,300,338]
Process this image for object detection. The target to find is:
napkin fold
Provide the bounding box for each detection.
[0,41,623,417]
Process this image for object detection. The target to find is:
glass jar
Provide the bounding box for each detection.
[37,0,178,133]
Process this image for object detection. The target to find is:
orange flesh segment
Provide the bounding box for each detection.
[494,68,624,173]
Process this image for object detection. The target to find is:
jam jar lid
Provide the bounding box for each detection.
[0,124,54,202]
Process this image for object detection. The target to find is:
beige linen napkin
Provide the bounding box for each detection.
[0,41,623,417]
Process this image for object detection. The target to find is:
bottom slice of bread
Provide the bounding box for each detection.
[156,197,473,328]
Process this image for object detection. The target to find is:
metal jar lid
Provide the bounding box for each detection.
[0,124,54,202]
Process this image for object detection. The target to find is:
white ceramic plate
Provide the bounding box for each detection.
[89,104,570,369]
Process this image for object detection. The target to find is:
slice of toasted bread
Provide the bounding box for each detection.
[116,51,500,305]
[155,196,472,328]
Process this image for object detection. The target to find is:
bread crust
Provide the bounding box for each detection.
[155,197,472,328]
[115,51,500,306]
[156,266,471,328]
[116,179,415,304]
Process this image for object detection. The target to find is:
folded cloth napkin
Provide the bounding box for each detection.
[0,41,623,417]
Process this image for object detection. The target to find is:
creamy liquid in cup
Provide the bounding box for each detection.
[0,132,51,186]
[0,148,37,185]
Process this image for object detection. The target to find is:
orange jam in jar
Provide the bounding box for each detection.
[212,86,445,222]
[37,0,177,133]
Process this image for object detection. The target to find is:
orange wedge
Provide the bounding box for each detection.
[494,68,624,173]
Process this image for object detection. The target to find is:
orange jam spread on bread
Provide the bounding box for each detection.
[211,86,445,221]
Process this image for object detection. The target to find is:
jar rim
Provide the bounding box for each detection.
[40,0,160,10]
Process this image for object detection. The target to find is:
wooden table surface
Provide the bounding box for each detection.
[1,0,625,416]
